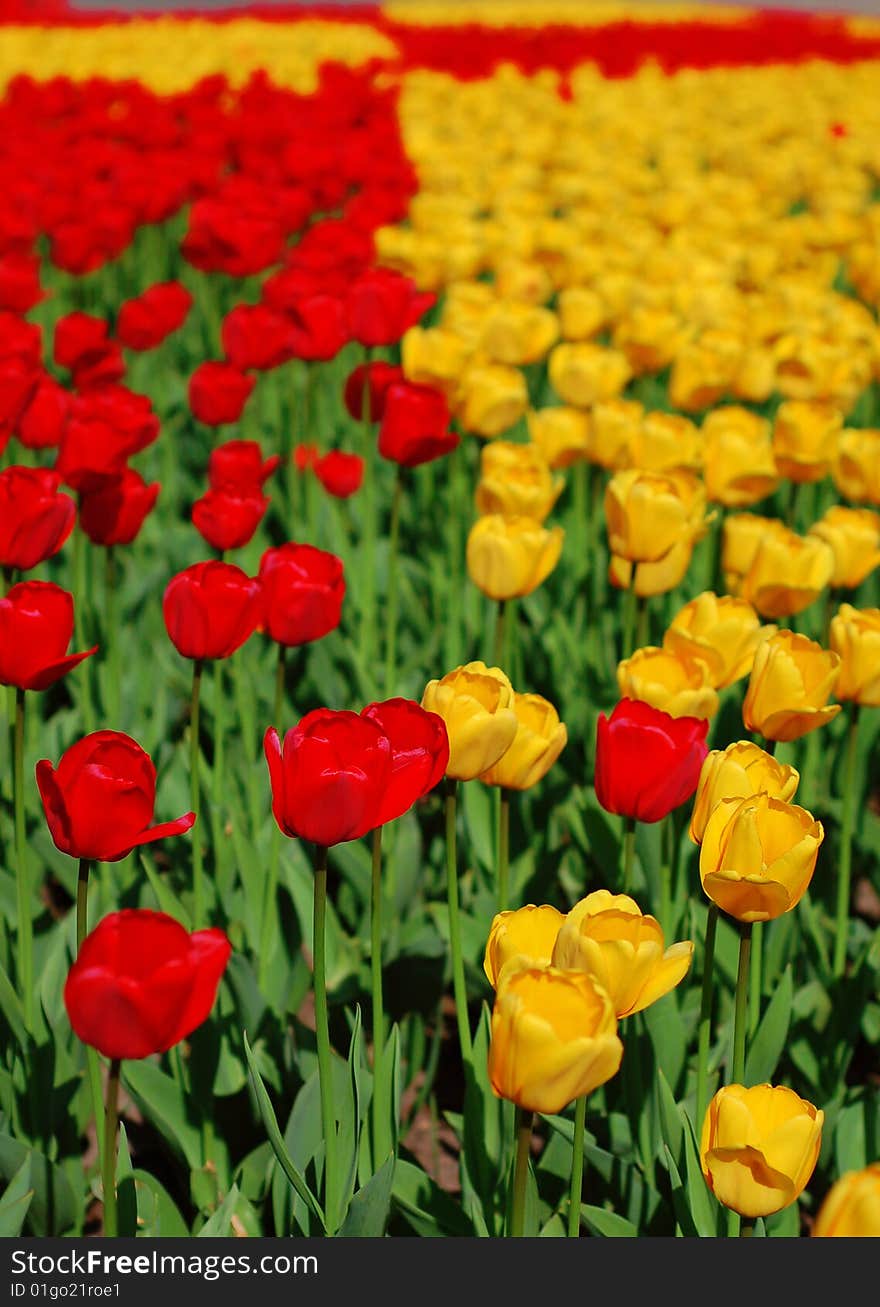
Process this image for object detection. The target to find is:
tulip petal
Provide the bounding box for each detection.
[22,645,98,692]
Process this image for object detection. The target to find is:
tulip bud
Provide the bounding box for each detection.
[483,904,565,988]
[740,527,834,619]
[664,592,770,689]
[833,428,880,505]
[421,662,519,782]
[401,325,470,399]
[689,741,799,845]
[627,411,702,476]
[701,406,779,508]
[479,301,559,366]
[829,604,880,706]
[813,1163,880,1237]
[475,441,564,523]
[526,406,591,469]
[466,515,564,601]
[595,698,708,824]
[773,399,843,483]
[454,363,529,439]
[743,629,841,742]
[548,342,632,408]
[808,506,880,589]
[589,398,643,471]
[479,693,567,790]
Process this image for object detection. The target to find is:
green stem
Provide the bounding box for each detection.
[621,816,635,893]
[384,469,404,697]
[313,846,339,1233]
[212,657,225,868]
[493,599,507,670]
[370,825,390,1165]
[567,1095,586,1237]
[659,814,672,932]
[72,529,95,734]
[498,789,511,913]
[273,643,286,729]
[258,646,288,992]
[103,1059,121,1238]
[749,921,763,1036]
[727,922,752,1238]
[360,349,377,684]
[444,442,463,670]
[104,548,121,726]
[13,688,32,1031]
[696,903,719,1135]
[76,857,106,1179]
[76,858,91,953]
[621,584,638,664]
[635,594,649,650]
[509,1107,533,1237]
[190,660,204,924]
[445,780,473,1064]
[834,703,860,977]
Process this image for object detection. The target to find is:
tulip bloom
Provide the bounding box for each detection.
[548,342,632,408]
[772,400,842,483]
[221,304,294,371]
[526,407,592,469]
[833,429,880,505]
[346,268,434,347]
[590,398,643,471]
[701,1084,823,1219]
[116,282,192,351]
[689,741,799,845]
[421,662,519,782]
[483,904,566,989]
[378,381,459,468]
[551,891,693,1018]
[163,561,261,662]
[830,605,880,706]
[699,793,823,922]
[722,513,789,596]
[64,910,230,1060]
[740,528,835,619]
[37,730,196,863]
[78,470,160,547]
[466,515,564,601]
[18,374,69,451]
[809,506,880,589]
[454,363,529,439]
[258,544,345,648]
[342,361,403,424]
[0,582,96,691]
[188,362,256,426]
[360,698,449,827]
[701,406,779,508]
[743,629,841,742]
[488,964,623,1115]
[595,698,709,824]
[314,450,363,499]
[479,693,567,790]
[264,709,392,846]
[663,592,770,690]
[617,647,719,720]
[627,412,702,477]
[605,469,710,596]
[474,441,564,523]
[191,489,268,552]
[813,1164,880,1237]
[208,440,280,494]
[0,467,76,572]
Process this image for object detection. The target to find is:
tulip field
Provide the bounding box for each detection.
[2,0,880,1244]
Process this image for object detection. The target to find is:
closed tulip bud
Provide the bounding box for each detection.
[454,363,529,439]
[664,592,770,689]
[467,514,564,601]
[483,904,565,988]
[627,411,702,476]
[192,488,268,552]
[700,792,823,921]
[0,467,75,572]
[829,605,880,705]
[609,534,699,598]
[701,1084,823,1218]
[701,406,780,508]
[258,543,345,649]
[773,400,843,483]
[479,693,567,790]
[208,440,280,495]
[188,362,255,427]
[556,287,605,341]
[548,342,632,408]
[668,335,741,412]
[0,582,96,692]
[163,561,261,662]
[314,450,363,500]
[812,1163,880,1237]
[689,741,799,845]
[721,513,787,595]
[743,629,841,741]
[613,307,687,375]
[487,964,623,1115]
[79,469,160,547]
[590,398,643,471]
[401,325,470,399]
[833,429,880,505]
[551,890,693,1018]
[740,527,834,619]
[480,301,559,366]
[809,506,880,589]
[595,698,708,824]
[618,647,719,721]
[421,661,518,782]
[606,469,708,566]
[526,407,591,469]
[474,441,564,522]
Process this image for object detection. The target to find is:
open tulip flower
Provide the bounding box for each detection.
[0,581,96,691]
[663,592,771,690]
[701,1084,823,1219]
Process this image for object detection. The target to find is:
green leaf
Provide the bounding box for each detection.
[0,959,28,1050]
[745,965,793,1084]
[0,1135,75,1236]
[244,1032,326,1232]
[0,1157,33,1236]
[391,1159,473,1237]
[679,1109,718,1238]
[337,1156,395,1237]
[580,1204,638,1237]
[128,1170,189,1238]
[122,1061,203,1172]
[116,1123,138,1238]
[656,1068,683,1163]
[197,1184,240,1236]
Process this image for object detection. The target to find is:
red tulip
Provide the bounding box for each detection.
[378,381,459,468]
[208,439,280,494]
[37,730,196,863]
[361,698,449,826]
[192,488,268,552]
[163,560,261,661]
[594,698,709,824]
[0,311,41,367]
[17,374,69,450]
[64,909,230,1059]
[221,304,294,371]
[314,450,363,499]
[346,268,435,348]
[0,467,76,571]
[258,543,345,647]
[0,253,43,314]
[188,361,256,426]
[0,581,96,691]
[294,442,319,472]
[0,357,39,450]
[264,709,392,846]
[78,469,160,547]
[342,361,403,423]
[285,295,347,362]
[116,282,193,351]
[53,312,124,391]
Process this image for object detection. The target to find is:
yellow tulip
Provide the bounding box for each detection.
[605,469,708,565]
[699,792,823,922]
[466,514,564,601]
[689,741,799,845]
[721,513,789,596]
[701,406,780,508]
[421,662,518,782]
[487,964,623,1115]
[627,411,703,476]
[740,527,834,619]
[494,259,554,307]
[608,534,698,598]
[772,399,843,483]
[548,342,632,409]
[701,1084,823,1219]
[812,1164,880,1238]
[401,325,471,398]
[590,398,643,471]
[664,592,770,689]
[454,362,529,439]
[475,441,564,522]
[732,347,777,404]
[833,429,880,505]
[829,605,880,706]
[480,693,567,791]
[613,307,687,375]
[526,407,591,469]
[556,286,605,342]
[809,506,880,589]
[483,904,565,989]
[551,890,693,1018]
[668,334,742,412]
[743,629,841,742]
[617,647,719,721]
[480,301,559,367]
